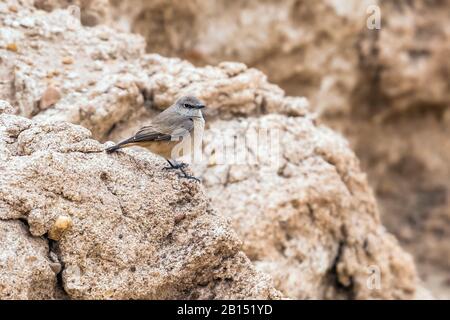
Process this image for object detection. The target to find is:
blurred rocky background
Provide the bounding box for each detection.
[0,0,449,299]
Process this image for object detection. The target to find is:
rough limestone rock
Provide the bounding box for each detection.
[0,1,146,139]
[112,110,419,299]
[96,0,450,294]
[91,0,450,288]
[91,0,450,295]
[0,220,59,299]
[0,1,425,299]
[200,115,419,299]
[0,113,281,299]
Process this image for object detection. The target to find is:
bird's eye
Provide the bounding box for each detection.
[184,104,192,108]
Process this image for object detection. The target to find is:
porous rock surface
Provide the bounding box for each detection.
[103,0,450,295]
[112,108,420,299]
[0,112,281,299]
[91,0,450,286]
[0,1,426,299]
[0,220,59,299]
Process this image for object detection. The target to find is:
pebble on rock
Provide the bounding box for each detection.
[48,216,73,241]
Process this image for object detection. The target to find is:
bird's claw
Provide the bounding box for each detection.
[177,173,201,182]
[164,162,188,170]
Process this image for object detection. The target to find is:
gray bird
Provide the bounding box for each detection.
[106,96,205,181]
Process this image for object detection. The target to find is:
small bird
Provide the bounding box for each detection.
[106,95,205,181]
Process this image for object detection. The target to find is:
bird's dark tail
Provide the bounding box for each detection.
[105,137,135,153]
[105,144,121,153]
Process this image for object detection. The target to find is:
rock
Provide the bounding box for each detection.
[8,5,18,13]
[48,215,73,240]
[39,86,61,110]
[97,0,450,295]
[98,0,450,273]
[27,0,376,116]
[0,3,146,136]
[0,220,58,299]
[107,69,421,299]
[6,43,18,52]
[33,0,55,12]
[332,114,450,274]
[0,100,15,114]
[193,114,420,299]
[0,113,281,299]
[0,0,427,299]
[110,103,421,300]
[61,56,74,65]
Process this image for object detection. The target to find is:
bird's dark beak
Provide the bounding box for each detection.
[195,104,205,109]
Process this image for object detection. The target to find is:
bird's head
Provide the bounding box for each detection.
[174,95,205,118]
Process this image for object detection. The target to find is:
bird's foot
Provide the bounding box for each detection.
[164,160,188,170]
[165,161,199,182]
[177,173,201,182]
[177,167,201,182]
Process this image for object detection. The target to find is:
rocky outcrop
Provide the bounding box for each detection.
[0,220,59,299]
[0,112,281,299]
[112,107,419,300]
[0,2,146,138]
[78,0,450,295]
[201,115,419,299]
[0,1,425,299]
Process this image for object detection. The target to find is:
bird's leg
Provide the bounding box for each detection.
[163,159,199,182]
[164,159,188,170]
[177,167,201,182]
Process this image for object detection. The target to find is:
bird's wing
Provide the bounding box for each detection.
[131,115,193,143]
[106,107,197,152]
[132,126,173,142]
[107,125,173,151]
